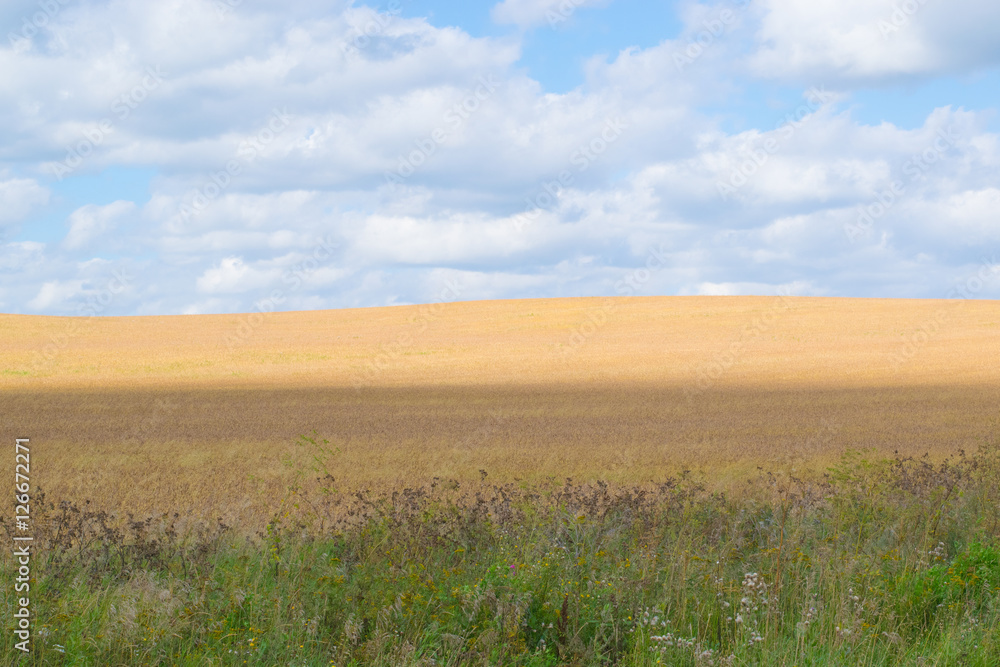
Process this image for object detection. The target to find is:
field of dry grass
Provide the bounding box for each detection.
[2,295,998,525]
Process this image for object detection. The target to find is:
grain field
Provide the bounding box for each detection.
[2,295,997,525]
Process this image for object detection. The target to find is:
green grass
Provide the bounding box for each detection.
[5,438,1000,665]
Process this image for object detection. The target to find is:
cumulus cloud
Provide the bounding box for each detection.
[27,279,85,311]
[63,201,136,249]
[688,280,813,296]
[747,0,1000,83]
[195,256,281,294]
[0,177,49,231]
[0,0,998,315]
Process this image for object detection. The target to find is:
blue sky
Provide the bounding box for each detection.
[1,0,998,316]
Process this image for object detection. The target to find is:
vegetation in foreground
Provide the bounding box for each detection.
[5,435,1000,665]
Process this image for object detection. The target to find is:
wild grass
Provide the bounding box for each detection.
[5,434,1000,665]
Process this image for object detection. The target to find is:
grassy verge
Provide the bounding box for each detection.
[5,437,1000,665]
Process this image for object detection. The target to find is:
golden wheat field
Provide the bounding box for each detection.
[2,295,998,527]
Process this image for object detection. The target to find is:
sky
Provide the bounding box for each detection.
[1,0,999,316]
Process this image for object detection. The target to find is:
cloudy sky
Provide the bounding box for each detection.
[2,0,998,316]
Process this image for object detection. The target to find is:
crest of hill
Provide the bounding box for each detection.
[1,295,997,389]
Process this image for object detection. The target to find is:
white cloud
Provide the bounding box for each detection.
[689,280,813,296]
[27,279,85,310]
[747,0,1000,82]
[0,241,44,272]
[351,212,549,264]
[0,177,49,229]
[912,187,1000,247]
[63,200,136,249]
[300,266,352,288]
[195,256,281,294]
[181,298,229,315]
[1,0,998,315]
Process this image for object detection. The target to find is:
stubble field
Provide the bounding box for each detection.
[5,295,1000,665]
[1,295,997,526]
